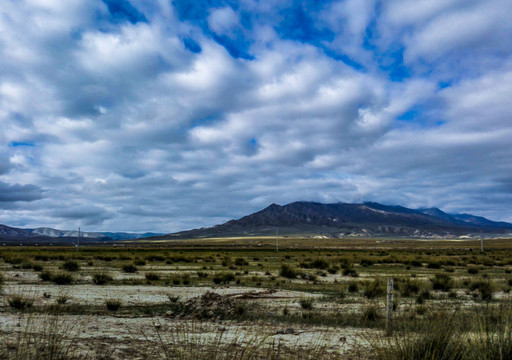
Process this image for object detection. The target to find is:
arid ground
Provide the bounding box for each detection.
[2,237,512,359]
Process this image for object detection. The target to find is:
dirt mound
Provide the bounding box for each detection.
[175,291,244,320]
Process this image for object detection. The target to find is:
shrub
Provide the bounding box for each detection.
[221,257,232,267]
[145,272,160,281]
[348,281,359,293]
[363,279,386,299]
[342,268,359,277]
[470,280,494,301]
[401,279,421,297]
[105,299,122,311]
[182,275,190,285]
[468,266,479,275]
[92,272,113,285]
[427,262,442,269]
[134,259,146,266]
[310,259,329,269]
[298,272,315,281]
[360,258,374,267]
[61,260,80,272]
[51,273,74,285]
[145,255,165,262]
[21,261,34,269]
[416,289,431,304]
[4,256,22,264]
[196,271,208,278]
[362,303,382,322]
[327,266,338,274]
[122,264,138,273]
[299,298,314,310]
[280,264,297,279]
[32,264,43,272]
[96,255,116,262]
[234,257,249,266]
[212,272,235,284]
[432,273,453,292]
[39,271,52,282]
[8,295,34,310]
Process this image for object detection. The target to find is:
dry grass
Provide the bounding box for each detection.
[0,315,87,360]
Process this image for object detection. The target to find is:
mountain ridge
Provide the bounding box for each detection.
[0,224,161,242]
[154,201,512,239]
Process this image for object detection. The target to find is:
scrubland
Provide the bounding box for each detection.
[1,238,512,359]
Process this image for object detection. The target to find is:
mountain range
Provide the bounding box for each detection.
[154,201,512,239]
[0,225,161,244]
[3,201,512,244]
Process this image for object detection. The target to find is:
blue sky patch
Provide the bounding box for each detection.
[184,38,202,53]
[323,48,365,71]
[173,0,239,22]
[378,47,411,82]
[276,4,334,44]
[102,0,147,24]
[10,142,35,147]
[398,108,421,122]
[212,34,254,60]
[438,81,452,89]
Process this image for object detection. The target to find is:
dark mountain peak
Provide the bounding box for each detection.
[421,207,449,215]
[363,201,383,207]
[265,203,282,210]
[153,200,512,240]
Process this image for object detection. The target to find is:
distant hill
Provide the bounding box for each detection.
[0,224,35,238]
[0,224,162,244]
[31,227,162,240]
[153,201,512,239]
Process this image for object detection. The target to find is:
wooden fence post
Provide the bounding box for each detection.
[386,278,394,336]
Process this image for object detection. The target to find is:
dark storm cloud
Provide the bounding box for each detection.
[0,181,44,203]
[52,205,113,226]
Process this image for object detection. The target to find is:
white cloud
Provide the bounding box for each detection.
[208,7,240,37]
[0,0,511,231]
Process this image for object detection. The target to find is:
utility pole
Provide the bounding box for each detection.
[386,278,394,336]
[276,227,279,252]
[480,228,483,253]
[73,227,80,251]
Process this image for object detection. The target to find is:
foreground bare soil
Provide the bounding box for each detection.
[1,239,512,359]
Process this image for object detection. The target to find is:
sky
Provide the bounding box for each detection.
[1,0,512,232]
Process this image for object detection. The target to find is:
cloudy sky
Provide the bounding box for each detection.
[1,0,512,232]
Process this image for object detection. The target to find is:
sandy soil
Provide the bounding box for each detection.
[0,313,370,359]
[2,284,323,306]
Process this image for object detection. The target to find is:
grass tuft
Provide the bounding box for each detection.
[105,298,122,311]
[279,264,298,279]
[92,272,113,285]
